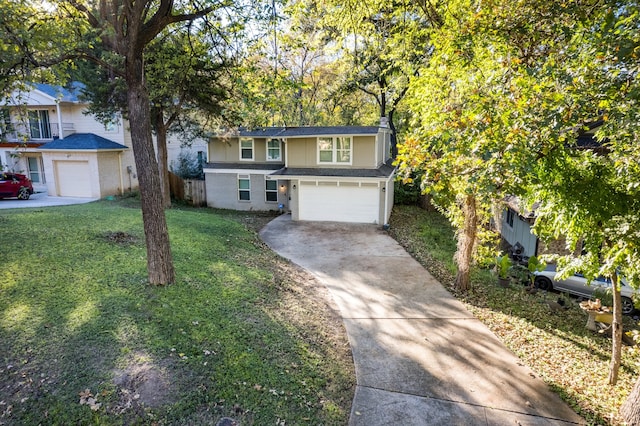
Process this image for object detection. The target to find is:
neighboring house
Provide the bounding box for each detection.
[499,128,601,258]
[204,125,395,224]
[0,82,139,197]
[501,199,584,259]
[0,82,209,198]
[501,196,538,258]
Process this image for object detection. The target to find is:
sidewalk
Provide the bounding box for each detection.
[260,215,585,425]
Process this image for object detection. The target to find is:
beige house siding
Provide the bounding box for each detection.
[285,135,377,168]
[285,137,314,167]
[209,137,285,164]
[352,136,376,167]
[40,149,126,198]
[96,151,125,196]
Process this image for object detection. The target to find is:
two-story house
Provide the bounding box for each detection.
[0,82,139,198]
[204,125,395,224]
[0,82,210,199]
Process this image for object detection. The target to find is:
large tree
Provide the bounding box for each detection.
[5,0,223,284]
[395,0,574,291]
[76,24,233,207]
[396,0,640,402]
[315,0,433,155]
[72,0,219,284]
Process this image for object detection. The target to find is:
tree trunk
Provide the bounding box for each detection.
[152,107,171,209]
[454,194,477,292]
[609,273,623,385]
[621,374,640,424]
[126,54,175,285]
[388,109,398,159]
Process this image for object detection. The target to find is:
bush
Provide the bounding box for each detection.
[171,150,203,180]
[394,180,421,205]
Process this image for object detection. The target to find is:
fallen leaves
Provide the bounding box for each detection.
[78,389,101,411]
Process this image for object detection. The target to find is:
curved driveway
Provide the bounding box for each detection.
[260,215,584,425]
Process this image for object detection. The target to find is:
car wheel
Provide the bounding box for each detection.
[17,187,30,200]
[622,297,635,315]
[535,276,553,291]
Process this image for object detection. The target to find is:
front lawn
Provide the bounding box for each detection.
[0,198,354,425]
[389,205,640,426]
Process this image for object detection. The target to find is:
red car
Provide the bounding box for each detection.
[0,172,34,200]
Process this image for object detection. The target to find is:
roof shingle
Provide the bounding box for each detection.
[38,133,127,150]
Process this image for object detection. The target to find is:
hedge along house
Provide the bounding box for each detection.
[204,125,395,225]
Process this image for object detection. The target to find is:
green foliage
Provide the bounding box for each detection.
[393,179,421,205]
[389,205,640,425]
[496,255,512,279]
[528,256,546,274]
[171,150,203,180]
[0,200,353,424]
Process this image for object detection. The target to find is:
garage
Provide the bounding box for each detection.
[298,181,380,223]
[54,160,92,197]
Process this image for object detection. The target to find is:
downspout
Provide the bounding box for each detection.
[118,151,124,195]
[56,102,63,139]
[383,181,388,227]
[283,139,288,168]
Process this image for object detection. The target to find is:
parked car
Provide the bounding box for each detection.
[534,264,637,315]
[0,172,34,200]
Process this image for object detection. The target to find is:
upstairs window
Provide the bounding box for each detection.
[28,110,51,139]
[267,139,282,161]
[104,114,120,133]
[0,108,12,140]
[240,138,254,161]
[318,136,352,164]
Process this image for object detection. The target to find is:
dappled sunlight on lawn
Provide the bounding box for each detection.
[1,302,40,336]
[66,299,99,332]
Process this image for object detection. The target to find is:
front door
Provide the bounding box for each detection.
[27,156,43,184]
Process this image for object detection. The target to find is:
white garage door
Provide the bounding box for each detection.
[298,181,380,223]
[55,161,92,197]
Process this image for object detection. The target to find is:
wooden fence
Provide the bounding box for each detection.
[168,172,207,207]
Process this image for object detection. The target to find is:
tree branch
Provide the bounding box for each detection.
[140,1,215,47]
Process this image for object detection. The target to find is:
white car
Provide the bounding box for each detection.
[534,265,637,315]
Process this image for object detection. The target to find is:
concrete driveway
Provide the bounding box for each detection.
[0,191,98,209]
[260,215,584,425]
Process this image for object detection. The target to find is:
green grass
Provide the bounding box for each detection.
[0,199,354,425]
[389,205,640,426]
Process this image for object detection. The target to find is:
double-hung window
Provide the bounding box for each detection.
[240,138,254,161]
[28,110,51,139]
[506,208,515,228]
[104,114,120,133]
[267,139,282,161]
[318,136,352,164]
[238,175,251,201]
[265,179,278,202]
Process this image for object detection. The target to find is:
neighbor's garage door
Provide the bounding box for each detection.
[298,181,379,223]
[55,161,92,197]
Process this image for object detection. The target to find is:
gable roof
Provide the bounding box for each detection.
[38,133,127,151]
[232,126,382,138]
[33,82,85,103]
